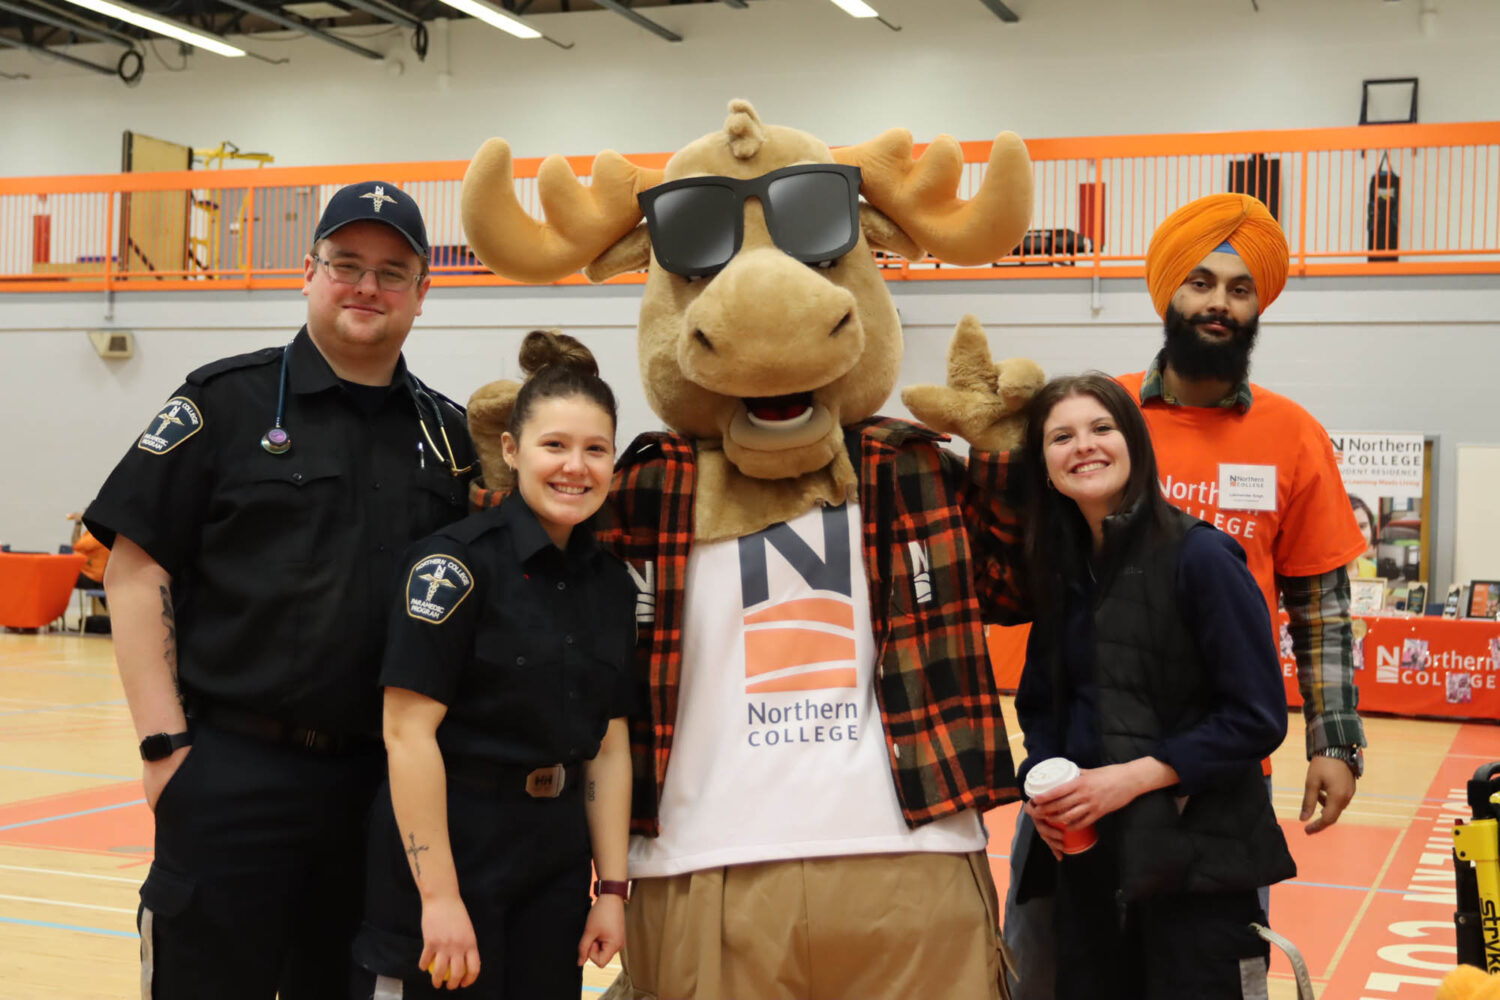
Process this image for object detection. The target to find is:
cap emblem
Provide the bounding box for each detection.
[361,184,398,214]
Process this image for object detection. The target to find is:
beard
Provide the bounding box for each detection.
[1161,304,1259,385]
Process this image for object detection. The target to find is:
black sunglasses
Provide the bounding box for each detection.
[637,164,863,278]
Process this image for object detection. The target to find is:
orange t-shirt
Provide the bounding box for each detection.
[1115,372,1366,620]
[74,530,109,584]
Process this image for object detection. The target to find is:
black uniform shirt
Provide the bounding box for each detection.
[84,327,476,734]
[381,494,638,766]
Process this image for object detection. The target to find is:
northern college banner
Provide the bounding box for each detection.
[989,614,1500,721]
[1331,431,1425,497]
[1280,613,1500,720]
[1330,431,1426,608]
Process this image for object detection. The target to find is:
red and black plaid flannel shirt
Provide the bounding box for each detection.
[600,418,1028,836]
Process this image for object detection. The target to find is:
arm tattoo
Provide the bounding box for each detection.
[405,832,429,879]
[587,780,596,803]
[158,584,180,698]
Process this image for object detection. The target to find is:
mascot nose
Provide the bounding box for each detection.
[680,246,863,397]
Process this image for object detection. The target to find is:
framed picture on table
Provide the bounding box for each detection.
[1468,580,1500,620]
[1406,582,1428,616]
[1443,583,1466,619]
[1350,577,1387,616]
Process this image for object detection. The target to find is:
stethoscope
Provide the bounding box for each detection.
[260,342,475,477]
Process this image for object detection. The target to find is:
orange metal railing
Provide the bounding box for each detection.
[1,122,1496,293]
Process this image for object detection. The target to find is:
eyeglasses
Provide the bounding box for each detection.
[637,164,863,278]
[314,257,425,292]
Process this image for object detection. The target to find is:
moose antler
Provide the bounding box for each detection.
[461,138,663,284]
[833,129,1033,266]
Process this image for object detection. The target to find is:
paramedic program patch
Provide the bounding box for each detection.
[137,397,204,455]
[406,555,474,624]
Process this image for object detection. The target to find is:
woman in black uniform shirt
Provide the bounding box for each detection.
[352,332,635,998]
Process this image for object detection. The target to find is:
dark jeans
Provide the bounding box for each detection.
[1005,780,1278,999]
[1052,841,1270,1000]
[138,724,384,1000]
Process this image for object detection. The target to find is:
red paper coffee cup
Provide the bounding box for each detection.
[1023,757,1098,854]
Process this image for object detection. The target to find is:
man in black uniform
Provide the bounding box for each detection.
[85,181,477,1000]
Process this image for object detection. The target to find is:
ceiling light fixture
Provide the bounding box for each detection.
[431,0,539,38]
[280,1,350,18]
[56,0,245,55]
[826,0,878,17]
[220,0,382,59]
[976,0,1019,21]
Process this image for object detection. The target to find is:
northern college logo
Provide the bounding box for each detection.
[738,505,857,695]
[137,397,204,455]
[1370,634,1500,705]
[405,555,473,624]
[908,541,933,605]
[626,561,655,626]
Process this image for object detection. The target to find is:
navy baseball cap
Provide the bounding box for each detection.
[313,180,429,258]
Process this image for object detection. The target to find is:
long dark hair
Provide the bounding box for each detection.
[508,329,618,439]
[1020,372,1176,621]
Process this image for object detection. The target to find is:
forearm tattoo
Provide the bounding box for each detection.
[405,832,429,879]
[587,780,596,803]
[158,584,180,697]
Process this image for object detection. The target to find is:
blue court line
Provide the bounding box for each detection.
[1283,878,1442,897]
[984,851,1428,899]
[0,764,134,780]
[582,987,605,995]
[1270,784,1464,806]
[0,914,136,939]
[0,798,145,833]
[0,698,127,718]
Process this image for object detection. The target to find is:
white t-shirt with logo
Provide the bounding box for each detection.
[628,501,984,878]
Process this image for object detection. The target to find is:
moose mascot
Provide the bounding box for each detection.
[461,100,1042,1000]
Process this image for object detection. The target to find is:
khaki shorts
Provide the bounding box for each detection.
[603,851,1015,1000]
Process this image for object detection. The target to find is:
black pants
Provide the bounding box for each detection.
[351,775,592,1000]
[138,724,384,1000]
[1053,843,1270,1000]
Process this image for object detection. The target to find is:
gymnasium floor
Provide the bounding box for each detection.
[0,630,1488,999]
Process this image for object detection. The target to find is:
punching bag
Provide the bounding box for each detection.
[1367,152,1400,262]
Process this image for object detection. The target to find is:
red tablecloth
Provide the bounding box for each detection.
[987,613,1500,722]
[0,552,85,628]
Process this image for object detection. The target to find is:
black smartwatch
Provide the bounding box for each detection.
[139,731,193,762]
[1314,745,1364,779]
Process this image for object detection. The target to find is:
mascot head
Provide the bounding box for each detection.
[461,100,1032,483]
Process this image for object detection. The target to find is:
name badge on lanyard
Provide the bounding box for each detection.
[1217,463,1277,512]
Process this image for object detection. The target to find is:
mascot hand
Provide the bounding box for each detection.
[467,378,521,495]
[1437,965,1500,1000]
[901,314,1044,453]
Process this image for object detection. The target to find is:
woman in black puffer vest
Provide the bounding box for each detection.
[1012,372,1295,1000]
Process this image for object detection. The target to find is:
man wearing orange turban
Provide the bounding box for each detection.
[1003,193,1367,1000]
[1144,192,1289,320]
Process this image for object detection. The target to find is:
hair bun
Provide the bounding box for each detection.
[518,329,599,380]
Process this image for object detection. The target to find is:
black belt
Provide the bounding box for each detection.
[191,702,378,755]
[445,755,581,799]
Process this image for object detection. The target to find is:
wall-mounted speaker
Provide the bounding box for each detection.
[88,330,135,359]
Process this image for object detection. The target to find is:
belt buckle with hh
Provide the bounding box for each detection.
[525,764,566,798]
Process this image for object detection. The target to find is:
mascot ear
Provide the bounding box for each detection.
[859,203,924,263]
[584,222,653,283]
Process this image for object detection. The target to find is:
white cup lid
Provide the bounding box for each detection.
[1023,757,1081,797]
